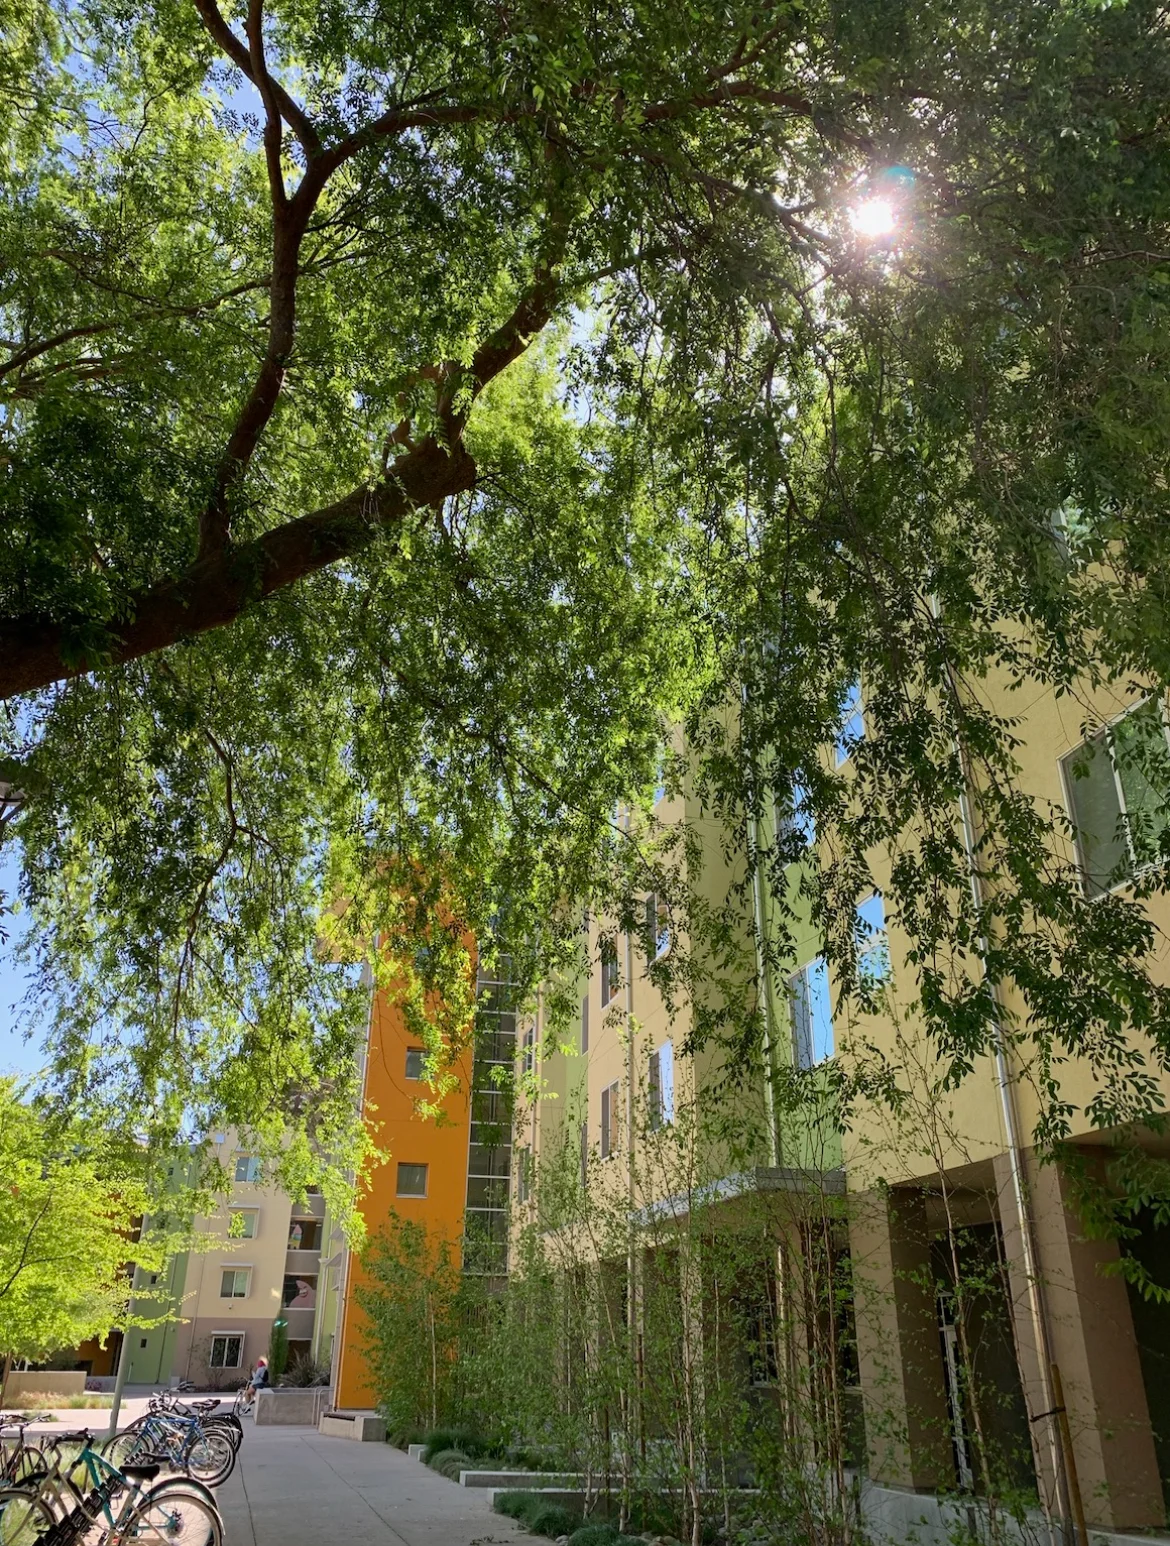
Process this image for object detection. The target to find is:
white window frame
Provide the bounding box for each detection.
[600,1080,620,1159]
[1059,696,1170,899]
[600,938,620,1007]
[789,958,834,1069]
[834,681,864,768]
[855,892,890,983]
[645,894,671,961]
[648,1042,674,1129]
[230,1208,259,1240]
[209,1332,244,1370]
[219,1266,251,1300]
[233,1154,263,1184]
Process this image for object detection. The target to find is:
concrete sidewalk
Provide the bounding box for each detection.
[218,1425,527,1546]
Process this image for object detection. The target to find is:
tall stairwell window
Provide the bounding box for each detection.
[1061,699,1170,898]
[789,957,834,1068]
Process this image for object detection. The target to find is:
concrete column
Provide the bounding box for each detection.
[849,1186,953,1490]
[994,1149,1164,1531]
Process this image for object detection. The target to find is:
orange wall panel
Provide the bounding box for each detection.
[335,985,472,1410]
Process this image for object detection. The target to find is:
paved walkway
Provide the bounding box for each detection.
[218,1425,527,1546]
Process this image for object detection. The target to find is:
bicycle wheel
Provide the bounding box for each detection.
[198,1419,240,1453]
[144,1477,220,1515]
[0,1486,55,1546]
[182,1430,234,1487]
[115,1487,222,1546]
[103,1429,153,1469]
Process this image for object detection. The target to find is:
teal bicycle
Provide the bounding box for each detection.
[0,1427,221,1545]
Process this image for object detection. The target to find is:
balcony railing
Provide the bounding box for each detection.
[290,1194,326,1220]
[282,1307,316,1340]
[285,1247,321,1273]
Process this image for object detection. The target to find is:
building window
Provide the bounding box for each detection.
[600,1081,620,1159]
[1061,699,1170,899]
[600,937,620,1007]
[219,1268,250,1299]
[776,783,816,851]
[855,893,889,982]
[233,1155,263,1184]
[405,1047,425,1081]
[789,958,834,1068]
[644,894,670,960]
[580,1117,589,1188]
[648,1042,674,1128]
[209,1333,244,1369]
[230,1210,258,1240]
[396,1162,428,1198]
[834,681,864,768]
[520,1024,536,1075]
[516,1146,532,1205]
[580,993,589,1054]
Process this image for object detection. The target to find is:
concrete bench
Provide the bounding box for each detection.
[254,1388,331,1426]
[318,1409,386,1442]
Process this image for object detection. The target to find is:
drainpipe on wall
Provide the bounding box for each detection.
[952,705,1073,1546]
[742,683,782,1169]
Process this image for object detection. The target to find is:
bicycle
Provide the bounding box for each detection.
[103,1402,236,1487]
[0,1427,221,1545]
[0,1427,47,1489]
[118,1394,242,1457]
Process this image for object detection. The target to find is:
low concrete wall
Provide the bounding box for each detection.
[319,1410,386,1442]
[461,1471,581,1490]
[254,1388,331,1426]
[858,1479,1167,1546]
[487,1488,594,1513]
[4,1372,87,1402]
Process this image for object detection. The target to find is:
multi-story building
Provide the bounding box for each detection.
[516,675,1170,1539]
[71,1135,330,1390]
[169,1131,329,1387]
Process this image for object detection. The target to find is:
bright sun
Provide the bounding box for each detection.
[850,195,898,238]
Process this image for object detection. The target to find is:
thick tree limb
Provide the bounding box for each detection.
[0,436,476,699]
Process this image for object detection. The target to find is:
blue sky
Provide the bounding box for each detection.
[0,846,46,1079]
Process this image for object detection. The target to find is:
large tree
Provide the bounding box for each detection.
[5,0,1170,1169]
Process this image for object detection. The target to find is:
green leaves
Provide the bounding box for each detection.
[3,0,1170,1213]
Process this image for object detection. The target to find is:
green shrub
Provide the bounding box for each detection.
[493,1491,533,1521]
[421,1428,488,1462]
[426,1447,473,1480]
[567,1525,619,1546]
[526,1503,583,1538]
[388,1424,426,1450]
[491,1490,584,1535]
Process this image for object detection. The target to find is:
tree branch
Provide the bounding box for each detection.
[246,0,288,211]
[191,0,321,156]
[0,434,476,698]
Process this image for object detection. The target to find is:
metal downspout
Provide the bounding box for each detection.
[742,683,781,1167]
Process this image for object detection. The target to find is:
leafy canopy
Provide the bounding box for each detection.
[4,0,1170,1184]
